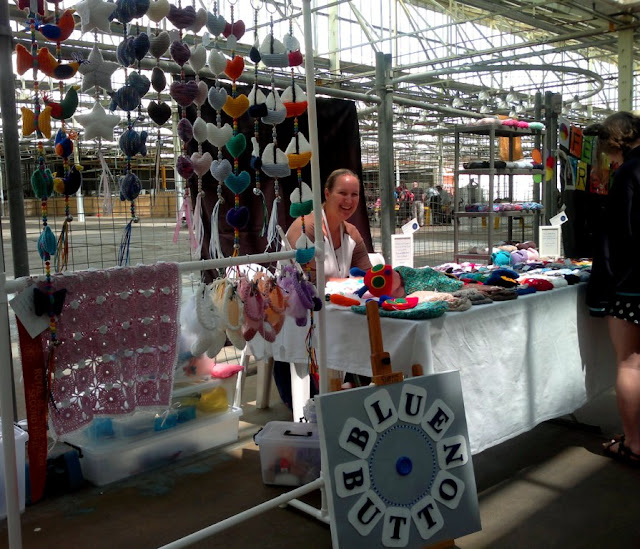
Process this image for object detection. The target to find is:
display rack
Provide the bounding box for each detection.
[452,124,544,264]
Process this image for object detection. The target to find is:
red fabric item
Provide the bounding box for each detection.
[329,294,360,307]
[16,319,48,504]
[520,278,554,291]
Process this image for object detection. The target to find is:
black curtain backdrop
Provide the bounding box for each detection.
[184,79,373,266]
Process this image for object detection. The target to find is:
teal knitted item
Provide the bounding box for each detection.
[351,300,448,320]
[395,266,464,295]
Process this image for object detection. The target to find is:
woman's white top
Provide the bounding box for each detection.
[322,209,356,278]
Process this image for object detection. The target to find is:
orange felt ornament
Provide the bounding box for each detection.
[330,294,360,307]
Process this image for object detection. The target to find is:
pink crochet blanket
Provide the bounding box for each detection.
[37,262,181,436]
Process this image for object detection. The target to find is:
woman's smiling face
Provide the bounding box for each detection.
[325,174,360,220]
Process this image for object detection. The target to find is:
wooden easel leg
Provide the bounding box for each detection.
[426,539,455,549]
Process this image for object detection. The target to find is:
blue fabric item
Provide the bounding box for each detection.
[351,300,448,320]
[516,284,537,295]
[395,266,464,295]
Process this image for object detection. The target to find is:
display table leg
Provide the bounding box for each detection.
[255,357,274,409]
[290,362,310,422]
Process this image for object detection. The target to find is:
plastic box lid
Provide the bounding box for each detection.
[254,421,319,447]
[0,420,29,444]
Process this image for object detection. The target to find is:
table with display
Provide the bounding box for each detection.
[248,283,615,455]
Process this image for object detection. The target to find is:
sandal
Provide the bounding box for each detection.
[602,435,640,467]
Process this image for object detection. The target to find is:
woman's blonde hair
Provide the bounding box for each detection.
[325,168,359,192]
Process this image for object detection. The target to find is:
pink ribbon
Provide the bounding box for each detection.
[173,189,198,250]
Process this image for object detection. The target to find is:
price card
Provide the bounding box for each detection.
[391,234,414,268]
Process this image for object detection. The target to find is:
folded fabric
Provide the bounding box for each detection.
[350,300,448,320]
[452,288,493,305]
[395,266,464,295]
[519,278,554,291]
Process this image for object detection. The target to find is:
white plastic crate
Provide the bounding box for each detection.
[0,420,29,519]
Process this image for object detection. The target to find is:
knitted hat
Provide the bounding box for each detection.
[516,284,537,296]
[520,278,553,291]
[485,268,519,288]
[452,288,493,305]
[446,296,472,312]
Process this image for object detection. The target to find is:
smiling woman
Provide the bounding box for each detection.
[285,168,372,282]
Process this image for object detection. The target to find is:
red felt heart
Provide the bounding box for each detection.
[288,51,303,67]
[170,80,199,107]
[223,20,245,40]
[224,56,244,81]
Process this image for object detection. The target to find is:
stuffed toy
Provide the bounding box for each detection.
[350,264,403,299]
[277,264,322,327]
[491,249,512,266]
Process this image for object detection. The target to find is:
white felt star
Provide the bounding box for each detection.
[74,0,116,35]
[74,101,121,141]
[78,44,119,93]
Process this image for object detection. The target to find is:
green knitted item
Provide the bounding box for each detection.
[350,300,448,320]
[395,266,464,295]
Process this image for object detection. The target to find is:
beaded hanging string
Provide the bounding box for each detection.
[205,3,231,260]
[169,0,199,252]
[188,10,212,254]
[221,0,249,257]
[259,7,289,251]
[248,0,268,239]
[112,3,151,266]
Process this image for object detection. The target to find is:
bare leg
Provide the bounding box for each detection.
[607,316,640,454]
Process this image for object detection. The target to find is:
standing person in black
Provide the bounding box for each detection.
[411,181,426,226]
[585,112,640,466]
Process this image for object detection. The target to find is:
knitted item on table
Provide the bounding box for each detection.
[474,285,518,300]
[445,296,472,312]
[395,266,464,295]
[516,284,537,296]
[35,262,181,436]
[452,288,494,305]
[351,300,448,320]
[519,277,554,291]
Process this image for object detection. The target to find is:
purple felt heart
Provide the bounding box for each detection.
[170,40,191,67]
[151,67,166,93]
[191,151,213,177]
[226,206,249,229]
[148,101,172,126]
[176,154,194,179]
[194,80,208,107]
[167,5,196,30]
[170,80,199,107]
[177,117,193,143]
[210,158,232,182]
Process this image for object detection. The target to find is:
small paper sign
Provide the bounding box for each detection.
[539,226,562,258]
[391,234,414,268]
[401,218,420,235]
[549,211,568,226]
[9,285,49,339]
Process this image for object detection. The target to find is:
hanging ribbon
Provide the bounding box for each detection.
[173,189,197,250]
[209,198,223,260]
[98,150,115,215]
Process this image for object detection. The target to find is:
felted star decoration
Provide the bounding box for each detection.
[74,0,116,34]
[78,44,119,93]
[74,101,121,141]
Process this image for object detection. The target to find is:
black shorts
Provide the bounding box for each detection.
[608,293,640,324]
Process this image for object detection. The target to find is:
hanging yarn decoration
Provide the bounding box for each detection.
[205,1,230,259]
[111,0,151,266]
[147,12,171,204]
[248,0,268,239]
[169,0,201,252]
[221,2,249,257]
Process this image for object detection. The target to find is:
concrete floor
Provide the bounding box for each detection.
[2,371,640,549]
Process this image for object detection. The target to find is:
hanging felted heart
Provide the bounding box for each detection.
[151,67,166,93]
[194,80,208,107]
[222,94,249,119]
[210,158,232,182]
[249,45,261,64]
[226,133,246,158]
[149,30,170,59]
[170,40,191,67]
[119,172,142,201]
[207,122,232,148]
[283,33,300,52]
[109,85,141,112]
[31,167,54,199]
[147,0,170,23]
[224,55,244,81]
[38,226,57,260]
[128,71,150,98]
[206,13,226,36]
[133,33,150,61]
[288,51,303,67]
[116,36,137,67]
[207,48,227,76]
[176,154,194,179]
[290,200,313,218]
[177,117,193,142]
[186,7,207,33]
[192,117,208,143]
[207,86,227,111]
[170,80,199,107]
[167,4,196,30]
[226,206,249,230]
[191,151,213,176]
[224,170,250,195]
[188,44,207,73]
[223,20,245,40]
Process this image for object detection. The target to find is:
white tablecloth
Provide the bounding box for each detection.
[248,284,615,454]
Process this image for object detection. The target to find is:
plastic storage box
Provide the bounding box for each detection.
[0,420,29,520]
[254,421,321,486]
[63,407,242,486]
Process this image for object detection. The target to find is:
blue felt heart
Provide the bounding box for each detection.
[133,32,150,61]
[225,171,250,195]
[128,71,150,98]
[38,225,57,260]
[206,13,226,36]
[207,87,228,111]
[210,158,232,182]
[226,206,249,229]
[296,247,315,265]
[117,36,137,67]
[119,172,142,201]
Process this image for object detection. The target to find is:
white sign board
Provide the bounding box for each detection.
[391,234,414,268]
[539,225,562,258]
